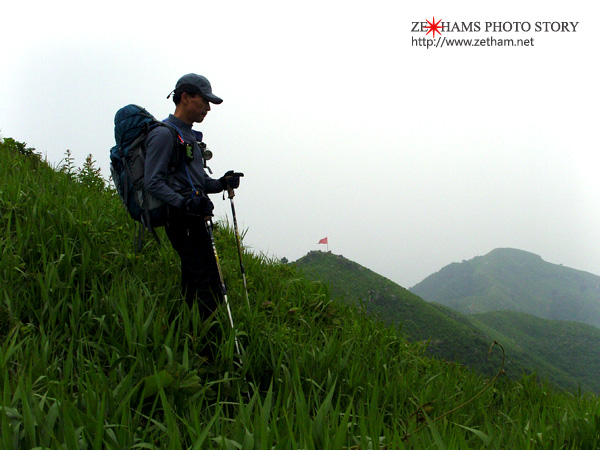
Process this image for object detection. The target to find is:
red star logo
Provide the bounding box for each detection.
[425,17,443,38]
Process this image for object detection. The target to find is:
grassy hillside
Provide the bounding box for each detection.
[410,248,600,328]
[2,138,600,448]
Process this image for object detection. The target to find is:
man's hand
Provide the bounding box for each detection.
[185,196,214,217]
[219,170,244,190]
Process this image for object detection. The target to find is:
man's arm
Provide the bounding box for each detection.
[204,176,225,194]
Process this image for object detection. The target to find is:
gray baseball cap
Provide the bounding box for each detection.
[173,73,223,104]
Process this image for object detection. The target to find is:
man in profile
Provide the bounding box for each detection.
[145,73,242,320]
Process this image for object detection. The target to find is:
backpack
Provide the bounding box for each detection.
[109,104,181,244]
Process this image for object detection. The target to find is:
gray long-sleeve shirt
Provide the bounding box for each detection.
[145,114,223,209]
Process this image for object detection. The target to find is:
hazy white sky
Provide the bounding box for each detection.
[2,0,598,287]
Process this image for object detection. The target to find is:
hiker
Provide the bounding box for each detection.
[145,73,242,319]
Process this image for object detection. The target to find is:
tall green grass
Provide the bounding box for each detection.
[1,138,600,449]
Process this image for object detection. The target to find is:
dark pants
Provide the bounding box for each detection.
[165,209,223,319]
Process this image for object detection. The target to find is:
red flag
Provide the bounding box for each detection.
[318,237,328,245]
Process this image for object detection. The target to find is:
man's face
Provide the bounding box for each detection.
[184,93,211,124]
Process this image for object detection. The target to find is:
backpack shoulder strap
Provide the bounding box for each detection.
[149,121,184,175]
[157,121,197,194]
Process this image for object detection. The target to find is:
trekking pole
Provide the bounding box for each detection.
[227,186,250,309]
[205,218,244,363]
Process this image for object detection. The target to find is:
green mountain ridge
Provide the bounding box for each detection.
[294,250,600,393]
[410,248,600,328]
[293,251,500,374]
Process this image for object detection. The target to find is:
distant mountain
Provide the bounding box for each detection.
[410,248,600,328]
[294,250,600,393]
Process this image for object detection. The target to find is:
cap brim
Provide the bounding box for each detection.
[203,93,223,104]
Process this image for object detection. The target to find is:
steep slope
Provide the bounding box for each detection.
[3,138,600,448]
[411,248,600,327]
